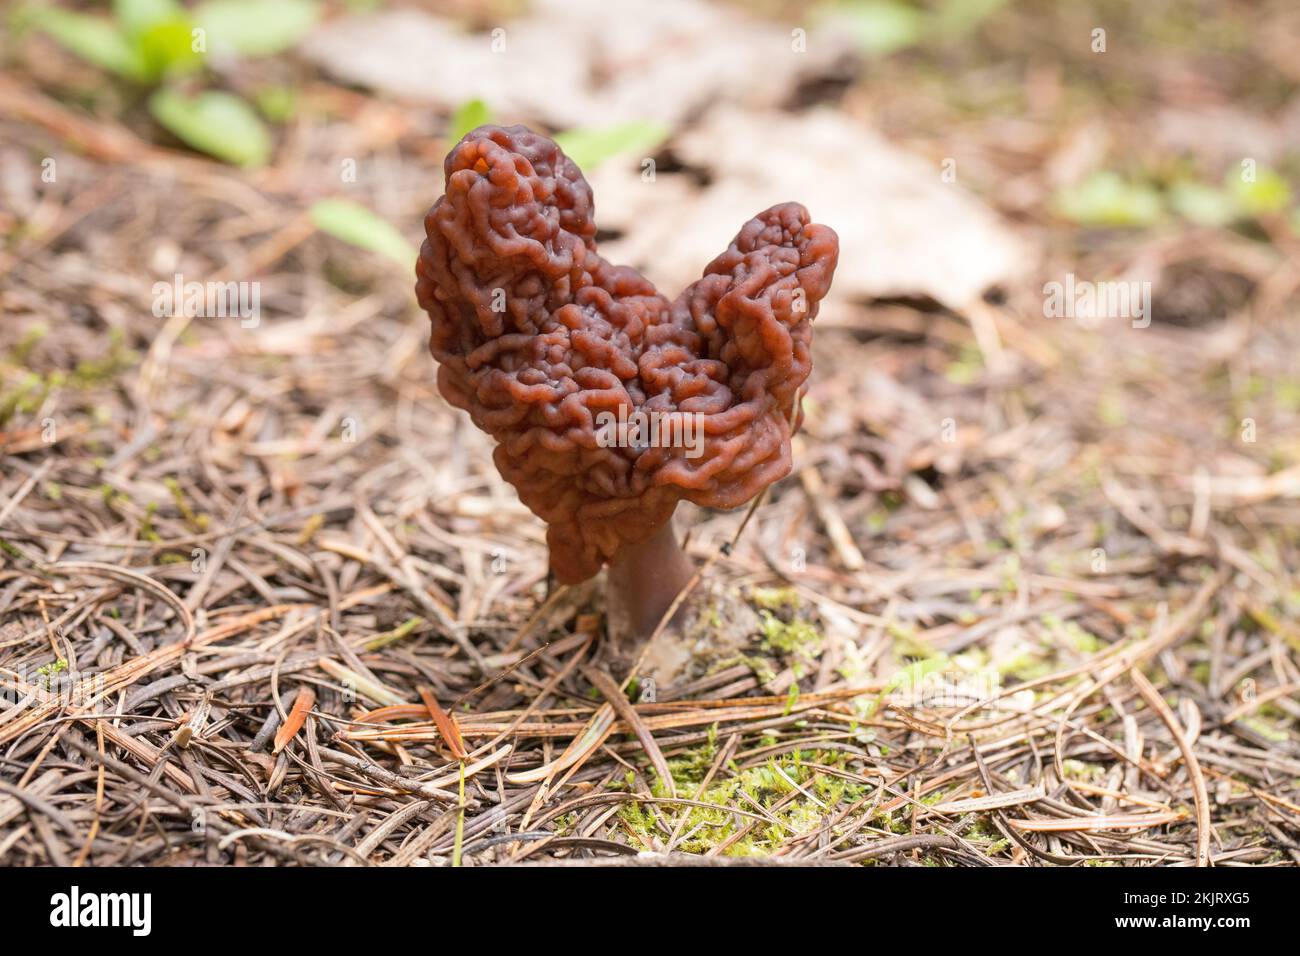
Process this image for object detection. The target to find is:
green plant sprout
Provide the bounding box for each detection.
[17,0,321,166]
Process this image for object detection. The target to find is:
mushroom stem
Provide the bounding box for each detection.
[605,519,695,650]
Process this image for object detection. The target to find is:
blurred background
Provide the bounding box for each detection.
[1,0,1298,865]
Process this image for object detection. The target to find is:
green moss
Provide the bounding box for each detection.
[616,749,869,856]
[100,484,126,508]
[945,349,983,385]
[710,652,777,685]
[8,324,48,365]
[68,333,136,387]
[138,502,161,542]
[750,586,801,611]
[1096,389,1129,427]
[35,659,68,689]
[1062,759,1106,784]
[759,613,816,671]
[0,372,51,425]
[1042,613,1103,655]
[759,612,820,660]
[887,620,928,658]
[0,330,134,426]
[1276,378,1300,412]
[999,554,1022,594]
[991,644,1044,680]
[164,477,210,531]
[615,800,659,849]
[875,809,913,834]
[665,725,720,789]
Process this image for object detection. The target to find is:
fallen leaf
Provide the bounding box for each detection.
[302,0,857,129]
[592,107,1028,312]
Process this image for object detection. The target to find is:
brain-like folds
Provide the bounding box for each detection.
[417,125,839,583]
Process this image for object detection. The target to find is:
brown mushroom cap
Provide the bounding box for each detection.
[416,124,839,584]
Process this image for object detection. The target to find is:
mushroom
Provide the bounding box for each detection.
[416,124,838,662]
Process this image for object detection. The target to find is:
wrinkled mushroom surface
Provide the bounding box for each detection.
[417,124,839,584]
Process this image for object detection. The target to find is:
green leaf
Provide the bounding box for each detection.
[114,0,184,37]
[553,121,669,171]
[35,10,147,81]
[1052,171,1163,228]
[149,88,272,166]
[195,0,320,56]
[310,199,416,267]
[137,17,204,81]
[1228,167,1292,217]
[253,85,298,122]
[832,1,925,56]
[935,0,1007,37]
[1167,180,1239,227]
[448,98,493,145]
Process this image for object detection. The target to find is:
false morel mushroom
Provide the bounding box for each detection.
[416,125,838,659]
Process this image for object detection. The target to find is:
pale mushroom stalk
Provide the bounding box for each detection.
[605,518,695,647]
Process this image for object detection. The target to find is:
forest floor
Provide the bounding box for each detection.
[1,0,1298,865]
